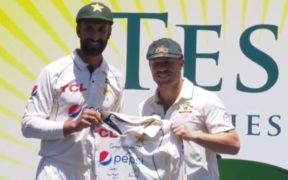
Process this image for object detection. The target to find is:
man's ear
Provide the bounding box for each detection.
[108,26,112,38]
[180,59,185,67]
[76,24,81,38]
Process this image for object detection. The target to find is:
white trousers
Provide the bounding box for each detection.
[36,157,92,180]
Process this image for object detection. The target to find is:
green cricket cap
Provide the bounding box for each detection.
[76,2,113,24]
[146,38,182,60]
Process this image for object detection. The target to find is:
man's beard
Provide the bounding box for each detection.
[80,38,108,57]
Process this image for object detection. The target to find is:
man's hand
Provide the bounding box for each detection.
[171,119,240,154]
[63,108,103,136]
[171,119,199,141]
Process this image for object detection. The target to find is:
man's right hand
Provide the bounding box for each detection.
[63,108,103,136]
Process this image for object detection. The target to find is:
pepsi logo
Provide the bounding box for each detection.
[99,151,112,166]
[98,151,144,166]
[30,85,38,97]
[68,104,82,119]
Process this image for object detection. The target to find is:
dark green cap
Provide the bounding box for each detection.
[76,2,113,24]
[146,38,182,60]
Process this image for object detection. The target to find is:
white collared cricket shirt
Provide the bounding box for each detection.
[138,78,235,180]
[93,112,185,180]
[21,50,124,179]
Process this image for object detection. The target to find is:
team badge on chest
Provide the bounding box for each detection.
[179,100,193,113]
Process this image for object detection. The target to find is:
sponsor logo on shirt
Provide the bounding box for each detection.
[68,104,82,119]
[96,128,118,138]
[99,151,143,166]
[30,85,38,98]
[60,83,87,93]
[99,151,113,166]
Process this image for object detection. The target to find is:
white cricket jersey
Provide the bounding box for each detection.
[95,112,185,180]
[21,50,124,168]
[138,78,235,180]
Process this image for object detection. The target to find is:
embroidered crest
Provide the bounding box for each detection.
[91,3,104,12]
[136,134,147,145]
[155,45,169,54]
[179,101,193,113]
